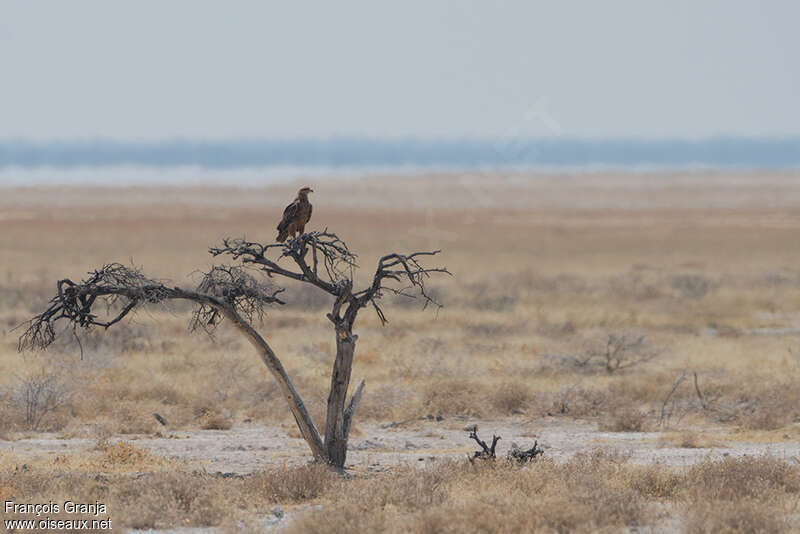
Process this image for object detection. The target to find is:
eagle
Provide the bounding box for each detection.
[276,186,313,242]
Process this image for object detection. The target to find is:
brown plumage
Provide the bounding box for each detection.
[276,186,313,242]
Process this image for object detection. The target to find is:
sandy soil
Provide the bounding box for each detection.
[3,417,799,476]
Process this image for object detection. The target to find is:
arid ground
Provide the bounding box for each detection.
[2,172,800,532]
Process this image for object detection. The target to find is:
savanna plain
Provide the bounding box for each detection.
[2,173,800,533]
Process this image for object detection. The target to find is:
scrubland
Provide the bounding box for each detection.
[1,172,800,532]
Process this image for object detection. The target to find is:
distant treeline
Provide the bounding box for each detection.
[1,137,799,169]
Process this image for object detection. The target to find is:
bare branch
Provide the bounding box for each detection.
[190,265,285,333]
[467,427,501,462]
[211,232,355,295]
[212,234,449,329]
[17,263,283,350]
[357,250,450,322]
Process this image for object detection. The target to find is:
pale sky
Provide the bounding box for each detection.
[1,1,798,140]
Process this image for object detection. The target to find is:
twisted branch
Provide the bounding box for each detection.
[211,232,449,326]
[17,263,284,350]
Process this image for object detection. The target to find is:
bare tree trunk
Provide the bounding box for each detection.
[324,327,357,467]
[223,307,326,462]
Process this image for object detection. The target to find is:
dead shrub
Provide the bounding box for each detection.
[628,464,682,499]
[714,379,800,430]
[685,498,790,534]
[564,333,664,375]
[599,408,649,432]
[111,471,231,529]
[683,455,800,502]
[287,456,651,534]
[489,380,533,414]
[201,413,234,430]
[738,381,800,430]
[741,409,791,431]
[7,366,74,431]
[547,385,608,417]
[245,463,339,503]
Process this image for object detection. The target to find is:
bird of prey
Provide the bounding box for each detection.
[276,186,313,242]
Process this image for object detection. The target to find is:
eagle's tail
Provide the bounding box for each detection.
[276,220,290,242]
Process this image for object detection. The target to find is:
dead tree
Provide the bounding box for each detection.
[18,231,448,469]
[467,426,500,462]
[209,231,449,467]
[467,426,544,464]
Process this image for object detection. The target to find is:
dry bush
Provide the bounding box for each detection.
[99,441,163,466]
[244,463,340,503]
[685,499,790,534]
[489,380,533,414]
[0,459,343,531]
[738,380,800,431]
[5,366,74,431]
[682,455,800,502]
[546,385,608,417]
[287,455,652,534]
[0,394,24,439]
[201,412,234,430]
[680,456,800,534]
[0,467,234,530]
[627,464,682,499]
[110,471,232,529]
[599,408,650,432]
[570,333,664,374]
[741,409,790,431]
[710,378,800,430]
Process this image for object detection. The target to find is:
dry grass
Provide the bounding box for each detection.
[3,174,800,529]
[287,455,653,534]
[682,456,800,533]
[280,454,800,534]
[2,447,796,532]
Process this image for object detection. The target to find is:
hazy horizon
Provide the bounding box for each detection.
[2,1,799,141]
